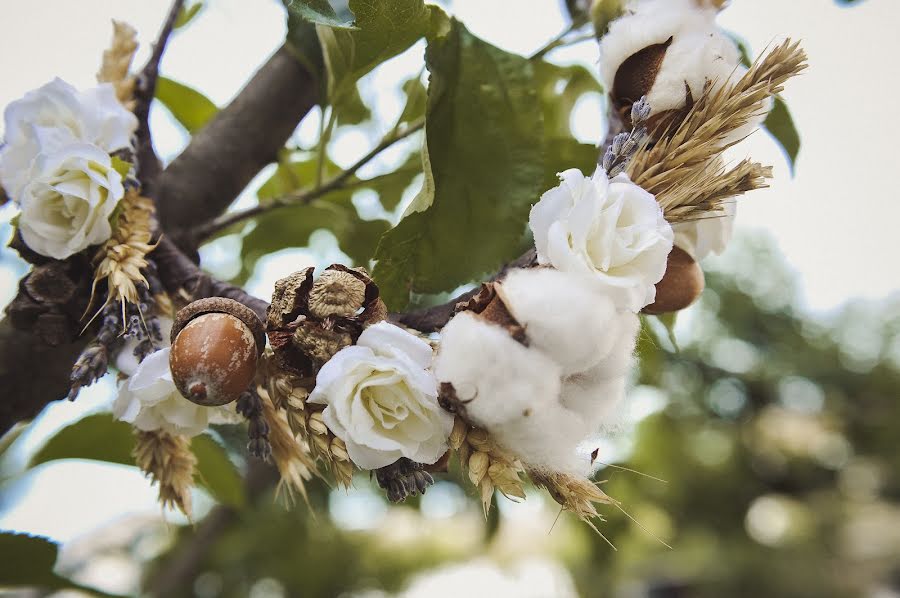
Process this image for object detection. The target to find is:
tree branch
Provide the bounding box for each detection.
[193,119,425,242]
[152,236,269,321]
[132,0,185,188]
[152,44,323,248]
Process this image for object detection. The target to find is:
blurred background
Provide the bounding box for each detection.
[1,0,899,596]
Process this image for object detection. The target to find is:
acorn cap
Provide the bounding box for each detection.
[171,297,266,356]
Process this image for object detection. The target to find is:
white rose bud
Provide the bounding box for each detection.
[529,167,673,312]
[17,143,125,260]
[113,347,242,437]
[0,78,136,199]
[308,321,453,470]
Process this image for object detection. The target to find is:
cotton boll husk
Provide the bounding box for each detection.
[434,312,562,429]
[599,0,741,114]
[498,268,620,375]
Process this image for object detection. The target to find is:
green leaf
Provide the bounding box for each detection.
[241,197,389,277]
[0,533,121,596]
[656,312,680,353]
[393,75,427,131]
[763,96,801,174]
[155,77,219,134]
[333,85,371,127]
[30,413,135,468]
[192,434,245,508]
[110,155,132,179]
[285,0,356,29]
[257,155,342,205]
[174,1,204,29]
[29,414,245,508]
[318,0,431,113]
[372,20,545,309]
[533,61,603,140]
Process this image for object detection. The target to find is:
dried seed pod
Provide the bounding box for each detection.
[169,297,265,406]
[643,246,705,314]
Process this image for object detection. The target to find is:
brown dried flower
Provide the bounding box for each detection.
[266,265,387,377]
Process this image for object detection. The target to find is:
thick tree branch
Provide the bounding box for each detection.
[193,119,424,242]
[152,44,322,247]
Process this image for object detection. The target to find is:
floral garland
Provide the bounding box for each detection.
[0,0,807,530]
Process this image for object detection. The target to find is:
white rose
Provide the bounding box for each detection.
[113,347,242,437]
[1,78,136,199]
[529,167,673,312]
[115,317,175,376]
[16,143,124,259]
[308,321,453,470]
[672,201,735,261]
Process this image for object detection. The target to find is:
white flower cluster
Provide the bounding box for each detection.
[434,168,669,475]
[113,318,242,437]
[0,78,137,259]
[598,0,750,261]
[309,322,454,469]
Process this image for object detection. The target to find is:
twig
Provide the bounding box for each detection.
[133,0,185,188]
[193,119,425,242]
[529,21,589,61]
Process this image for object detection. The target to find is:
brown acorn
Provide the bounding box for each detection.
[169,297,265,406]
[643,246,705,314]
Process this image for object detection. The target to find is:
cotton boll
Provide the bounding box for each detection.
[498,268,620,375]
[599,0,744,124]
[561,374,627,432]
[434,312,561,429]
[591,311,640,379]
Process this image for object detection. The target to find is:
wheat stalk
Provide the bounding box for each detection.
[97,20,138,108]
[133,430,196,517]
[627,39,807,221]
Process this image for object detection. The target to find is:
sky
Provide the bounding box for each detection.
[0,0,898,553]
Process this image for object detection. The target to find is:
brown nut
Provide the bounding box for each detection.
[169,298,265,406]
[643,246,705,315]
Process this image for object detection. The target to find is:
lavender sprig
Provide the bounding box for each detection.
[601,96,652,177]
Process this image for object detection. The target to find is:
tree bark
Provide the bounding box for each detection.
[152,44,321,248]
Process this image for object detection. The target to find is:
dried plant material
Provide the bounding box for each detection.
[530,470,616,529]
[261,350,354,488]
[451,419,526,516]
[307,269,367,318]
[97,20,138,107]
[91,189,156,313]
[627,39,807,221]
[266,265,386,378]
[257,387,315,504]
[133,429,196,517]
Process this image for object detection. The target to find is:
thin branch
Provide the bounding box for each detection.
[133,0,185,188]
[193,119,425,242]
[529,21,590,61]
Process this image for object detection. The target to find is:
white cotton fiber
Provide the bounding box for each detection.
[599,0,742,114]
[498,268,619,375]
[433,312,562,429]
[491,402,595,476]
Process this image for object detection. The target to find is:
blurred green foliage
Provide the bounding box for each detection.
[134,235,900,597]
